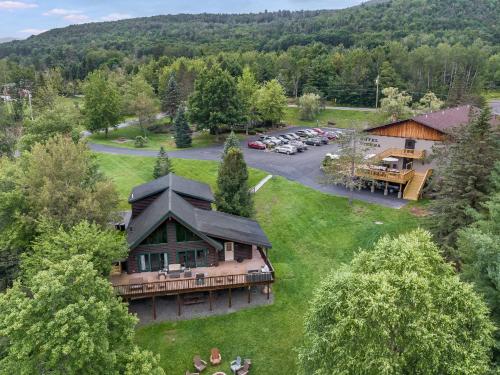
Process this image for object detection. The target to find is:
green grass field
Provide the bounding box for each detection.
[96,153,422,374]
[90,126,245,151]
[284,107,387,128]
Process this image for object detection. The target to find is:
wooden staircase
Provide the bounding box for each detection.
[403,169,432,201]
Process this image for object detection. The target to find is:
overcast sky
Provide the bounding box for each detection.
[0,0,366,38]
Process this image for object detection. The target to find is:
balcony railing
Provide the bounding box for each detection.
[375,148,426,160]
[112,248,275,298]
[356,167,415,184]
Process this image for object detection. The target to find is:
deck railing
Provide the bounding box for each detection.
[356,168,415,184]
[113,271,274,298]
[375,148,426,160]
[113,248,275,298]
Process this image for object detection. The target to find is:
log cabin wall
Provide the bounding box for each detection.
[367,120,446,141]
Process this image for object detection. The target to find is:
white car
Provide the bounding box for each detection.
[275,144,298,155]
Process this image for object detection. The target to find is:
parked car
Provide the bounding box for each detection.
[313,128,325,135]
[287,133,301,140]
[247,140,266,150]
[304,129,319,137]
[318,136,329,145]
[304,137,322,146]
[275,144,298,155]
[324,131,338,140]
[281,134,295,141]
[296,130,316,138]
[259,135,282,146]
[277,135,290,144]
[290,140,308,152]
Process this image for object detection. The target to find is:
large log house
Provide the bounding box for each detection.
[111,173,274,318]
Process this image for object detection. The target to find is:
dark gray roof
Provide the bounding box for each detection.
[128,173,215,203]
[127,187,271,249]
[195,209,272,248]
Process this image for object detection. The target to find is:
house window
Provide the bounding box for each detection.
[176,249,208,268]
[143,224,168,245]
[136,252,168,272]
[176,223,199,242]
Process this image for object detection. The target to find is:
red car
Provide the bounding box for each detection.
[248,140,266,150]
[313,128,326,135]
[324,131,338,140]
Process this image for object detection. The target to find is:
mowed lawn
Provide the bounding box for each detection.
[96,153,422,374]
[284,107,387,128]
[89,126,245,151]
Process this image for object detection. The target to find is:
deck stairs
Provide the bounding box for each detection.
[403,169,432,201]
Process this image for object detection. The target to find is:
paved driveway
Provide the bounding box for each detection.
[89,127,408,208]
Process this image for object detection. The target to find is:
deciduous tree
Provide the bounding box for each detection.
[379,86,413,121]
[298,230,494,375]
[123,74,159,137]
[255,79,287,127]
[237,66,259,134]
[0,256,165,375]
[82,70,121,138]
[298,93,321,120]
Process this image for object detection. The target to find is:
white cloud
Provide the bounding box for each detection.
[19,28,46,35]
[42,8,82,16]
[100,13,132,22]
[0,1,37,9]
[63,13,90,23]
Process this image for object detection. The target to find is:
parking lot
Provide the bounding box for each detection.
[90,126,408,208]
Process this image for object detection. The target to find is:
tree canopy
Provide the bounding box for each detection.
[298,229,495,375]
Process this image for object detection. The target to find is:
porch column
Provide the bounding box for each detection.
[384,181,389,196]
[152,296,156,320]
[228,288,232,308]
[247,286,251,304]
[398,184,403,199]
[371,181,375,193]
[267,283,270,300]
[209,291,213,311]
[177,294,181,316]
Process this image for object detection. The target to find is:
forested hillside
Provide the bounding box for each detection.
[1,0,498,71]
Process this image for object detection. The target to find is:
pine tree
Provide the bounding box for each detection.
[174,106,192,148]
[215,147,254,217]
[223,130,240,155]
[153,146,174,179]
[162,73,181,121]
[431,105,500,253]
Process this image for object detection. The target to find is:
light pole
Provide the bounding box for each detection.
[375,75,380,109]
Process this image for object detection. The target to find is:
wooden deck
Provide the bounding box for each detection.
[375,148,426,160]
[356,167,415,184]
[111,248,274,299]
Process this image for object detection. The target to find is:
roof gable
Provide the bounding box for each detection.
[129,173,215,203]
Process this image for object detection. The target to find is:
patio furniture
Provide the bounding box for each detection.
[210,348,222,365]
[169,272,181,279]
[168,263,182,274]
[196,273,205,285]
[158,269,168,280]
[230,357,242,374]
[236,361,250,375]
[193,355,207,372]
[184,270,193,278]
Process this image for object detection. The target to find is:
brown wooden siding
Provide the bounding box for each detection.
[367,120,446,141]
[131,193,161,218]
[127,218,218,273]
[178,194,212,210]
[218,243,253,262]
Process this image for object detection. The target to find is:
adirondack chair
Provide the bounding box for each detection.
[230,356,242,374]
[193,355,207,372]
[237,361,251,375]
[210,348,222,365]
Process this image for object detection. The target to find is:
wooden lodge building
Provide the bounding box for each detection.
[359,105,498,200]
[111,173,274,318]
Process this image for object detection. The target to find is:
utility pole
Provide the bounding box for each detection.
[375,75,380,109]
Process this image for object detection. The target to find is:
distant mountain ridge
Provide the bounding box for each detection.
[0,37,17,44]
[0,0,498,69]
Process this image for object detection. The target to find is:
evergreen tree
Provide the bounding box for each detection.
[153,146,174,179]
[223,130,240,155]
[162,73,181,121]
[174,106,192,148]
[215,147,254,217]
[431,106,500,253]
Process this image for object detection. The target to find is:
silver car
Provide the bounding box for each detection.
[275,144,298,155]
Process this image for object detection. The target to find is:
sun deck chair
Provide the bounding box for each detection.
[210,348,222,365]
[237,361,251,375]
[193,355,207,372]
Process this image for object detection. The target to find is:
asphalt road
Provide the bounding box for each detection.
[89,127,408,208]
